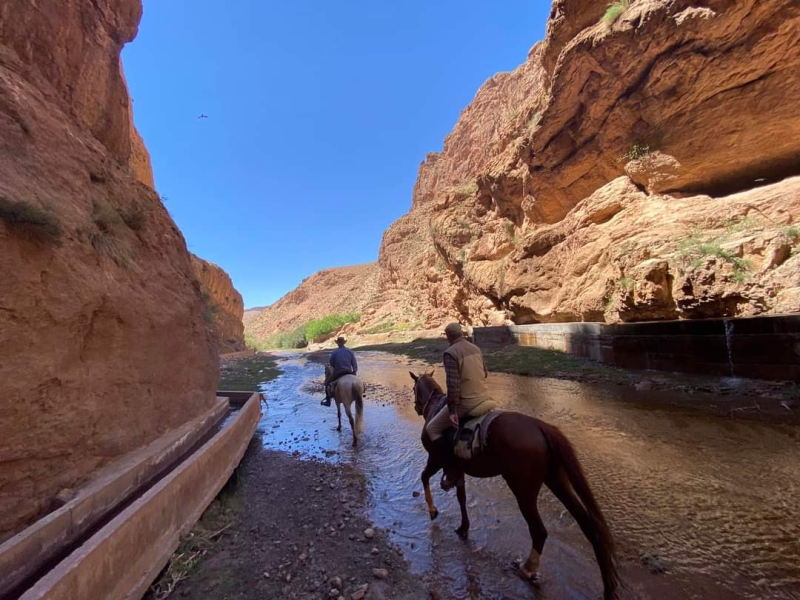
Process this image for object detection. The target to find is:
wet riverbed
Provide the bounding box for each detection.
[256,352,800,600]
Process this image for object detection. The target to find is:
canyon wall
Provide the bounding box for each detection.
[369,0,800,329]
[246,264,381,339]
[191,255,246,353]
[0,1,218,540]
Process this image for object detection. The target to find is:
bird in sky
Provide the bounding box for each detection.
[197,114,208,119]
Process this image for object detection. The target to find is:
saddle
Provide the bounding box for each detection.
[453,406,503,461]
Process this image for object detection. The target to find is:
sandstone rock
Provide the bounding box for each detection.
[367,0,800,327]
[624,152,682,195]
[372,568,388,580]
[246,264,381,341]
[0,0,217,540]
[363,528,375,539]
[191,254,245,353]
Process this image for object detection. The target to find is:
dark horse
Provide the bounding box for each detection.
[410,371,619,600]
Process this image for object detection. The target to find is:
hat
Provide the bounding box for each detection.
[444,323,463,336]
[335,335,347,343]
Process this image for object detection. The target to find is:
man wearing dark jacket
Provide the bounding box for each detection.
[321,336,358,406]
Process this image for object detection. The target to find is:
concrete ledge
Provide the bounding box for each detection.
[0,398,229,598]
[20,393,261,600]
[473,314,800,381]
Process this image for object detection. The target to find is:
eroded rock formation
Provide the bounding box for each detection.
[0,1,217,540]
[191,255,246,353]
[368,0,800,328]
[246,264,380,339]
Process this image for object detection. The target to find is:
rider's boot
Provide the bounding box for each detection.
[320,383,332,406]
[431,437,463,491]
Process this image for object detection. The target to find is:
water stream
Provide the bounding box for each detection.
[256,352,800,599]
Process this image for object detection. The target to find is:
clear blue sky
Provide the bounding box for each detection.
[123,1,551,308]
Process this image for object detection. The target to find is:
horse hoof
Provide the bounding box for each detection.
[429,509,439,521]
[519,569,542,585]
[455,526,469,539]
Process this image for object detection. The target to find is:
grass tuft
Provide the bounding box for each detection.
[0,197,63,242]
[602,0,630,26]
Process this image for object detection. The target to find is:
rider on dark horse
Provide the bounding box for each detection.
[426,323,493,489]
[321,335,358,406]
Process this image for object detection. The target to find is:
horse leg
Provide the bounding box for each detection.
[336,401,342,431]
[455,480,470,539]
[421,454,440,521]
[506,475,547,582]
[343,401,357,446]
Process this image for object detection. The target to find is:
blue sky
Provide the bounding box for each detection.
[123,1,551,308]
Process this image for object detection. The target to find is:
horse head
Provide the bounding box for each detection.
[409,370,442,416]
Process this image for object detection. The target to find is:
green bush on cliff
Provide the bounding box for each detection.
[250,312,362,349]
[0,197,63,242]
[602,0,630,26]
[304,312,361,342]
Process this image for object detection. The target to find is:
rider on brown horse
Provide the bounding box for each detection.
[426,323,494,489]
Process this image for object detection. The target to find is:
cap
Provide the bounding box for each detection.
[444,323,463,336]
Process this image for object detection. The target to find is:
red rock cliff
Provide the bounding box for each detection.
[191,255,246,353]
[0,1,217,539]
[247,264,381,339]
[371,0,800,328]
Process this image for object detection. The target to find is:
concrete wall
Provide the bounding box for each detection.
[473,315,800,381]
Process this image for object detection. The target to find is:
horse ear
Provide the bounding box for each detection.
[424,367,435,377]
[409,371,418,382]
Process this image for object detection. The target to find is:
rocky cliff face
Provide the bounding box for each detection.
[246,264,380,339]
[0,1,217,540]
[191,255,245,353]
[371,0,800,328]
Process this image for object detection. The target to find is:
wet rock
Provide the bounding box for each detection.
[363,528,375,539]
[329,576,343,590]
[372,568,389,580]
[412,490,421,498]
[351,590,366,600]
[640,552,666,574]
[371,547,379,555]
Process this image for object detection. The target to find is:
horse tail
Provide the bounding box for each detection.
[354,381,364,435]
[540,422,619,600]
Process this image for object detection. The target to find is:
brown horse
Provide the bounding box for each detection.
[410,371,619,600]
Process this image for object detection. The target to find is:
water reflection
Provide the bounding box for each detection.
[258,352,800,600]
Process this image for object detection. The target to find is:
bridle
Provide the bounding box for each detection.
[413,374,442,417]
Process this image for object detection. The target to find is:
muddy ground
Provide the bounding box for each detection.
[149,441,431,600]
[147,350,800,600]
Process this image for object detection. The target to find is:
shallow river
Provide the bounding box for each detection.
[256,352,800,600]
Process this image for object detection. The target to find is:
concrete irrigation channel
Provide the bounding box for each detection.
[0,391,263,600]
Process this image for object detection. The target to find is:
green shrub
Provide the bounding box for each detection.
[602,0,630,26]
[454,180,478,198]
[618,277,634,291]
[304,313,361,341]
[0,197,62,242]
[619,143,651,163]
[782,226,799,242]
[120,205,148,231]
[678,231,751,279]
[92,199,123,233]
